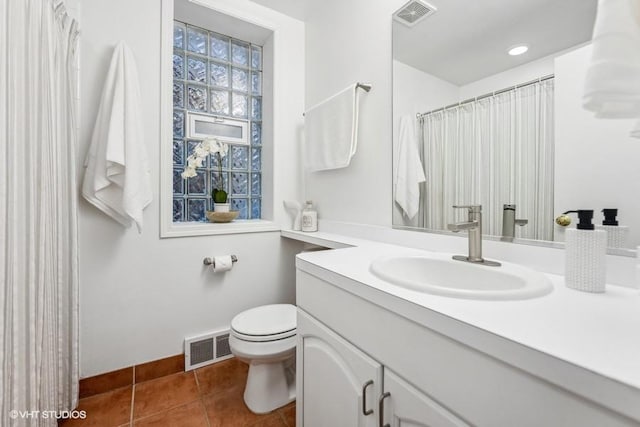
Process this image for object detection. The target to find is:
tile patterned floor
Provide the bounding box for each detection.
[60,358,295,427]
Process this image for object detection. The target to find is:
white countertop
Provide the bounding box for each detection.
[284,230,640,393]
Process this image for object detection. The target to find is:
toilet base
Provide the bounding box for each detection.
[243,358,296,414]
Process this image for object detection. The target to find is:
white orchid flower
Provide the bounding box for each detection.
[181,167,197,179]
[200,139,211,152]
[181,137,229,181]
[195,146,207,157]
[216,142,229,157]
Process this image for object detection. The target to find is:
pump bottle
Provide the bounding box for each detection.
[595,208,629,249]
[564,210,606,293]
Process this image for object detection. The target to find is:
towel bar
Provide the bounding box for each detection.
[303,82,372,116]
[356,82,372,92]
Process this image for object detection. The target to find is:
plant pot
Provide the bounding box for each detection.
[206,210,239,223]
[214,203,230,213]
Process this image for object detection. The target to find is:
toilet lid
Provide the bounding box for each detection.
[231,304,296,337]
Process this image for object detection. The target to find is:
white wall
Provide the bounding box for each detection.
[392,60,459,131]
[554,44,640,246]
[79,0,305,377]
[392,60,459,226]
[303,0,407,226]
[459,44,586,100]
[459,54,555,100]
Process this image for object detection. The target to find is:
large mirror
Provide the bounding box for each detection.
[392,0,640,253]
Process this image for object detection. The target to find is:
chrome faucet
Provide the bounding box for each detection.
[501,204,528,242]
[447,205,501,267]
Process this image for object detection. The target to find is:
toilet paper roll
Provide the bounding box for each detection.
[212,255,233,273]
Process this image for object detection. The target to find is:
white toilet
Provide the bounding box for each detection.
[229,303,297,414]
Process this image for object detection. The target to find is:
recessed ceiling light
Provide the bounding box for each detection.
[508,45,529,56]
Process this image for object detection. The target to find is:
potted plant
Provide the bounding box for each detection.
[182,138,230,213]
[211,151,229,212]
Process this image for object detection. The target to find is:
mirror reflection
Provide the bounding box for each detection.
[392,0,640,251]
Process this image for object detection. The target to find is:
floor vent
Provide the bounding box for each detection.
[393,0,437,27]
[185,329,233,371]
[216,334,231,359]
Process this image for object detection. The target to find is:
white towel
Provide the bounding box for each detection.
[82,41,152,232]
[394,116,426,219]
[304,84,361,171]
[583,0,640,130]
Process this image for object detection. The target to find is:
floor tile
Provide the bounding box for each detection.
[133,372,199,420]
[60,386,132,427]
[247,414,287,427]
[202,388,265,427]
[279,404,295,427]
[135,354,184,384]
[133,400,208,427]
[195,358,248,396]
[79,368,133,399]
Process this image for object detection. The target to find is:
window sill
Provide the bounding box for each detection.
[160,220,281,238]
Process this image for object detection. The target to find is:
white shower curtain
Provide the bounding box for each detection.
[1,1,79,425]
[420,79,555,241]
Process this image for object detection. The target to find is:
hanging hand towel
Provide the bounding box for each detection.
[304,84,361,171]
[82,41,152,232]
[394,116,426,219]
[583,0,640,135]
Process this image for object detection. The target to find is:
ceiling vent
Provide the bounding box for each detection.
[393,0,437,27]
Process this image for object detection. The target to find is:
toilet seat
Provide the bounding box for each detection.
[232,329,296,342]
[231,304,296,343]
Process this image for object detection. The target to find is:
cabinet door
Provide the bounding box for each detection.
[382,369,469,427]
[297,310,382,427]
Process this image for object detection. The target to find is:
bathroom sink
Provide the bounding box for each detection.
[370,254,553,300]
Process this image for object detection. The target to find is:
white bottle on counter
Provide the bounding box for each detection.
[301,201,318,232]
[595,208,629,249]
[564,210,607,293]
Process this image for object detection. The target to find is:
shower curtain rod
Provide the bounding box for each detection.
[416,73,554,119]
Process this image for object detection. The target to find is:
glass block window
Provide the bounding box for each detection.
[173,21,263,222]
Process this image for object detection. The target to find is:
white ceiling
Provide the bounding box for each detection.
[393,0,597,85]
[248,0,308,21]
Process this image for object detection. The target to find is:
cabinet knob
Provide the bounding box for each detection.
[362,380,374,416]
[379,392,391,427]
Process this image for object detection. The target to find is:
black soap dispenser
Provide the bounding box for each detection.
[595,209,629,249]
[563,210,606,293]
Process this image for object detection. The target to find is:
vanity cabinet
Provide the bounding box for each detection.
[382,369,468,427]
[298,310,465,427]
[297,310,382,427]
[296,268,640,427]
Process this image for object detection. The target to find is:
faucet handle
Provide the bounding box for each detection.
[453,205,482,213]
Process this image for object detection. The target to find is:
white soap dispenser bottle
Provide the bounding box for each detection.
[301,201,318,232]
[595,208,629,249]
[564,209,607,293]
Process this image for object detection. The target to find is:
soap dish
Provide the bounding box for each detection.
[206,211,240,223]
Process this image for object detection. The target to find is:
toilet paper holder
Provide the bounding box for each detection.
[203,255,238,267]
